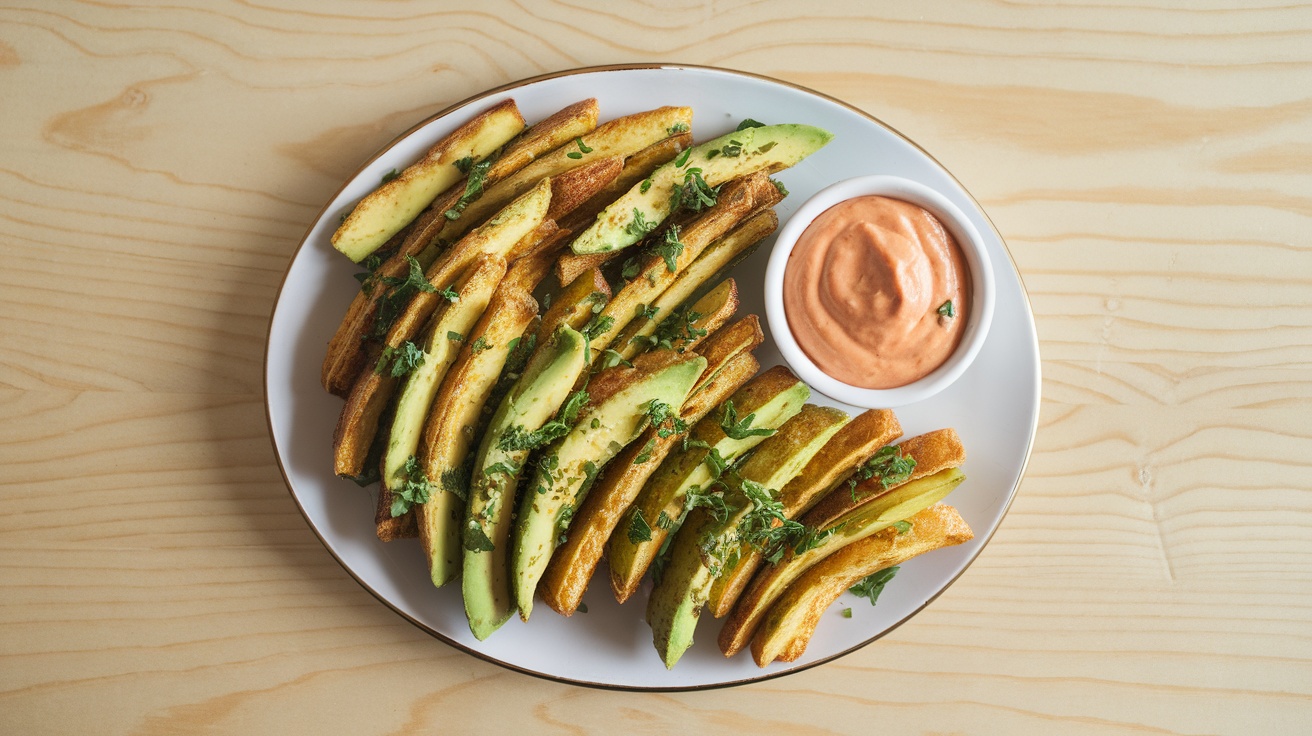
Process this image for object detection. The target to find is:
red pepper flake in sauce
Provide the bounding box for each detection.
[783,195,970,389]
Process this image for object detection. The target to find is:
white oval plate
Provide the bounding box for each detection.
[265,64,1041,690]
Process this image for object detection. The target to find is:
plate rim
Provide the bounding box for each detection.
[263,62,1042,692]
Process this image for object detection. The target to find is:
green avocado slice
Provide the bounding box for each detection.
[462,326,589,641]
[569,123,833,255]
[510,354,708,621]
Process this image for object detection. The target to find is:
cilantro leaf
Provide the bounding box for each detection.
[653,226,684,273]
[625,208,657,239]
[389,456,434,517]
[675,167,719,212]
[937,300,955,318]
[850,566,899,606]
[444,158,492,221]
[736,118,766,131]
[666,122,690,135]
[374,340,426,377]
[719,400,775,440]
[380,168,400,184]
[628,508,653,544]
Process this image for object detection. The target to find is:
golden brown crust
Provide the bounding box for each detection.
[491,99,599,181]
[706,409,902,618]
[540,350,760,615]
[750,504,973,666]
[538,267,610,341]
[691,315,763,393]
[588,173,778,353]
[546,155,623,222]
[718,428,966,658]
[803,428,966,532]
[609,364,804,603]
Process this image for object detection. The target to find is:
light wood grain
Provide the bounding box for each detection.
[1,1,1310,733]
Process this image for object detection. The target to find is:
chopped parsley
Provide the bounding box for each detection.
[850,567,899,606]
[893,520,913,535]
[374,340,426,377]
[937,300,956,319]
[666,122,690,135]
[447,330,463,343]
[674,147,692,168]
[719,400,776,441]
[848,446,917,500]
[440,463,470,501]
[770,178,789,197]
[639,178,653,194]
[463,519,496,552]
[444,158,492,221]
[633,438,659,465]
[353,253,384,295]
[438,284,460,303]
[389,456,434,517]
[453,156,474,174]
[653,226,685,273]
[581,313,615,342]
[841,608,853,618]
[625,208,658,239]
[642,399,688,439]
[597,349,631,370]
[736,118,766,131]
[469,335,491,354]
[620,257,642,282]
[483,460,520,478]
[370,256,437,339]
[675,167,719,212]
[628,508,653,543]
[380,168,400,184]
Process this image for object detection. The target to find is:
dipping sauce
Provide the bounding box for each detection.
[783,195,970,389]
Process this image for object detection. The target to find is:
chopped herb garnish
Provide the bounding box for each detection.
[444,158,492,220]
[597,349,631,370]
[374,340,426,377]
[703,447,729,479]
[469,336,490,354]
[719,400,775,441]
[675,167,719,212]
[447,330,463,342]
[638,304,660,320]
[463,520,495,552]
[438,284,460,303]
[440,463,469,501]
[847,446,918,500]
[590,417,600,429]
[389,456,434,517]
[666,122,690,135]
[850,566,899,606]
[370,256,437,339]
[675,147,692,167]
[653,225,685,273]
[559,389,589,425]
[483,460,520,478]
[628,509,653,544]
[633,438,659,465]
[893,520,913,535]
[577,602,588,613]
[585,291,608,313]
[639,178,653,194]
[770,178,789,197]
[937,300,955,318]
[620,257,642,281]
[380,168,400,184]
[841,607,853,618]
[581,313,615,342]
[736,118,765,131]
[657,510,674,530]
[625,208,657,239]
[453,156,474,174]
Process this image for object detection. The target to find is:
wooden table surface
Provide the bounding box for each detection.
[2,2,1309,733]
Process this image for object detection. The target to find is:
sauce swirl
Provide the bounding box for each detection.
[782,195,969,389]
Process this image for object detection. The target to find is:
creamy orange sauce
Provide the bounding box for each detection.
[783,195,969,389]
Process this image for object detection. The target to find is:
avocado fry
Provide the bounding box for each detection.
[415,252,552,586]
[751,504,973,667]
[463,326,591,640]
[608,365,809,604]
[570,123,833,255]
[647,405,850,668]
[718,429,968,658]
[706,408,903,618]
[512,353,708,621]
[584,174,778,357]
[538,316,764,617]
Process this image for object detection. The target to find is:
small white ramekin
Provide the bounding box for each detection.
[764,175,996,408]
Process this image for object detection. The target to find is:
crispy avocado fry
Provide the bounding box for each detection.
[584,174,777,357]
[332,100,525,263]
[416,255,549,586]
[331,180,552,478]
[612,208,775,360]
[617,277,740,362]
[570,123,832,255]
[608,365,809,604]
[463,326,591,640]
[707,408,903,617]
[539,320,763,617]
[512,353,708,621]
[718,429,967,658]
[646,405,850,668]
[751,504,973,667]
[322,101,596,394]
